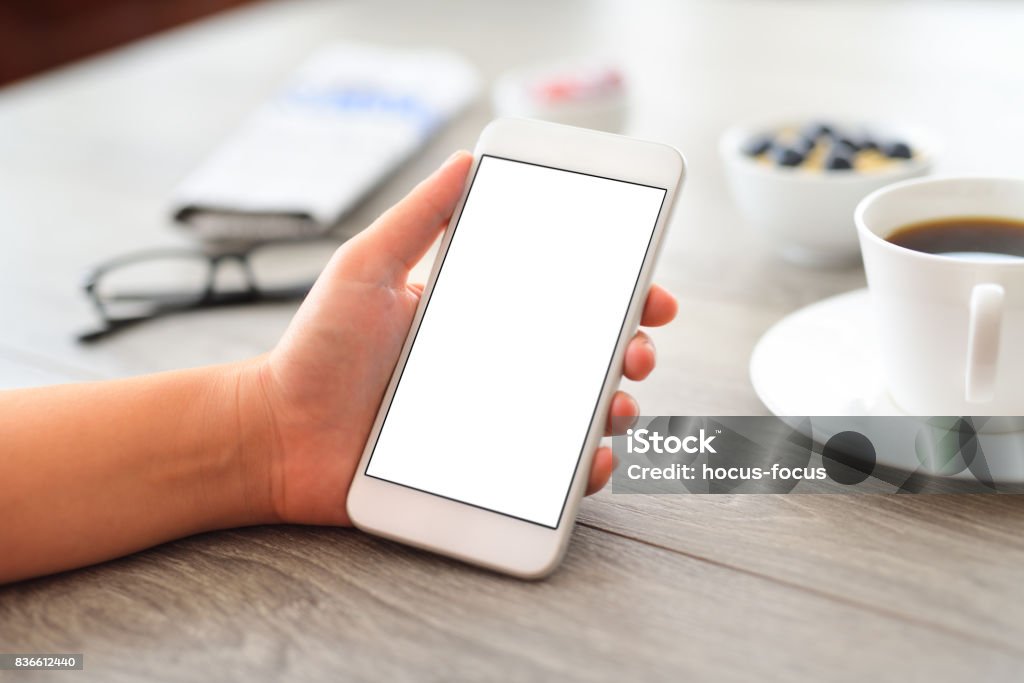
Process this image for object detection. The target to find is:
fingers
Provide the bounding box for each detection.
[623,331,656,381]
[585,446,614,495]
[621,285,671,380]
[348,151,474,285]
[586,285,675,496]
[590,390,641,494]
[606,390,639,436]
[640,284,678,327]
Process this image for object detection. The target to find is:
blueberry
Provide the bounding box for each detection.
[824,152,854,170]
[852,134,878,151]
[742,134,773,157]
[831,139,858,156]
[772,145,805,167]
[881,141,913,159]
[830,134,860,151]
[824,141,855,170]
[801,122,834,140]
[792,135,816,154]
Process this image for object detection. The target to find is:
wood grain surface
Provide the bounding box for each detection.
[2,0,1023,680]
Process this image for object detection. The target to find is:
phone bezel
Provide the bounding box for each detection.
[347,118,685,578]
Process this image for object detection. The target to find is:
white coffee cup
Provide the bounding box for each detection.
[855,176,1024,416]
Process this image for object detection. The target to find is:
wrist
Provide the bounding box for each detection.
[194,358,283,529]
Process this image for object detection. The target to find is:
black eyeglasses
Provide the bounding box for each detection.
[79,240,339,342]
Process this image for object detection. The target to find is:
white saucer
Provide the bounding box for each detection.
[751,288,899,416]
[750,288,1024,483]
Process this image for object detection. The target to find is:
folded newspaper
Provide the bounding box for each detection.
[170,43,479,242]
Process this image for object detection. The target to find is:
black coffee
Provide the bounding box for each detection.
[886,216,1024,257]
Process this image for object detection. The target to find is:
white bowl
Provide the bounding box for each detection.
[492,59,628,134]
[720,120,933,266]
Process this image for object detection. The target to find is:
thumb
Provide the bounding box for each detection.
[348,151,473,285]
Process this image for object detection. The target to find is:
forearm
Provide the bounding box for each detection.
[0,359,277,583]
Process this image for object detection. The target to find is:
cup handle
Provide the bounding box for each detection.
[965,283,1005,404]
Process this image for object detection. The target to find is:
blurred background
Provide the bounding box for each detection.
[0,0,255,86]
[1,0,1022,409]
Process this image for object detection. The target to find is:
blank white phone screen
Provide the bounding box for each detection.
[365,155,667,528]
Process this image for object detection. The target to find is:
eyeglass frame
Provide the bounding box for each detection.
[79,242,325,343]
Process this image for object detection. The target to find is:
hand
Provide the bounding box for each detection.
[249,152,678,525]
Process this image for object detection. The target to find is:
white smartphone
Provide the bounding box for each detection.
[347,118,685,578]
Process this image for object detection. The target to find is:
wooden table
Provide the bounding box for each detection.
[2,1,1023,679]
